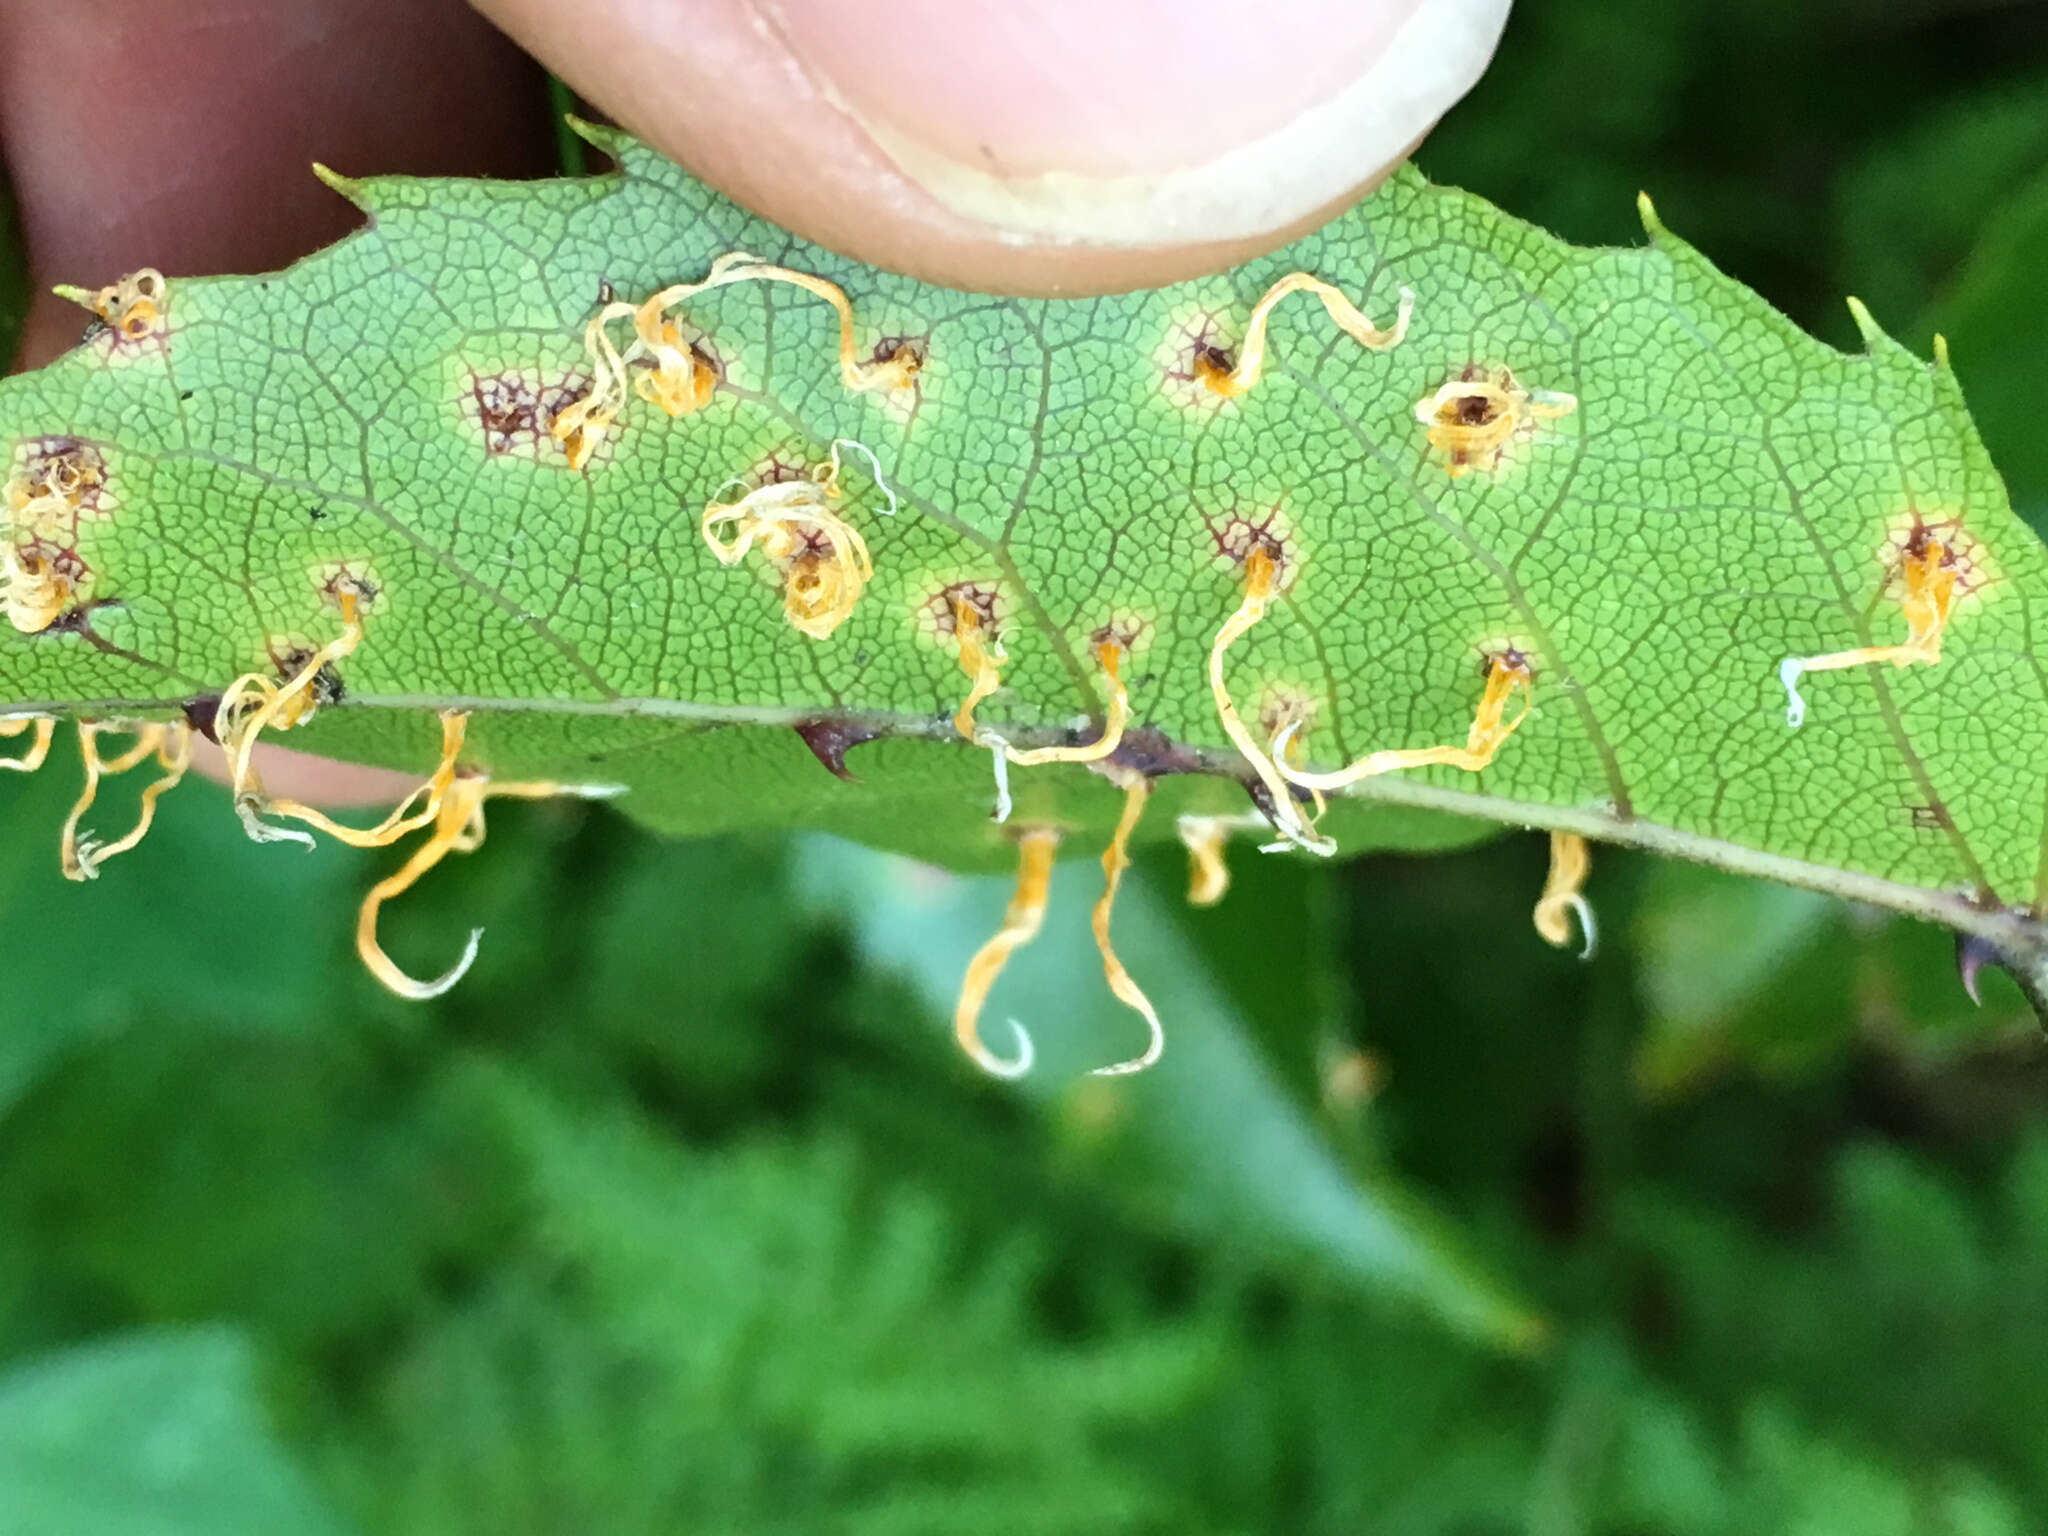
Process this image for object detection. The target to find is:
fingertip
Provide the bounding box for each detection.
[475,0,1508,295]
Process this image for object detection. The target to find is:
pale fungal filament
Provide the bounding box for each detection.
[636,253,922,397]
[552,252,918,467]
[1001,638,1132,768]
[1532,832,1597,960]
[215,582,367,842]
[255,712,469,850]
[1175,812,1268,906]
[1779,533,1958,729]
[1276,651,1534,792]
[1195,273,1414,399]
[0,716,56,773]
[54,268,168,342]
[701,441,888,640]
[986,741,1013,825]
[357,763,624,1001]
[1206,545,1334,856]
[952,827,1057,1078]
[1414,367,1579,478]
[1089,773,1165,1076]
[60,721,193,880]
[2,540,80,633]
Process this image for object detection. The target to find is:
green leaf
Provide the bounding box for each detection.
[795,836,1541,1349]
[0,1327,348,1536]
[4,127,2046,980]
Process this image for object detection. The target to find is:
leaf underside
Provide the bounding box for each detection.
[5,125,2047,977]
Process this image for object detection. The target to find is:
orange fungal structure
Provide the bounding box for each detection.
[354,753,622,1001]
[1206,542,1334,855]
[1277,650,1534,792]
[1088,773,1165,1076]
[1532,832,1597,959]
[0,716,56,774]
[953,827,1058,1078]
[59,721,194,881]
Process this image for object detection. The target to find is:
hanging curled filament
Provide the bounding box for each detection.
[59,720,194,880]
[953,827,1057,1078]
[1531,832,1597,960]
[356,746,624,1001]
[0,716,56,774]
[1088,773,1165,1076]
[1276,650,1534,792]
[1175,813,1267,906]
[1195,273,1414,399]
[1779,531,1959,728]
[253,712,470,851]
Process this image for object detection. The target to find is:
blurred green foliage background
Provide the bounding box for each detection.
[5,1,2048,1530]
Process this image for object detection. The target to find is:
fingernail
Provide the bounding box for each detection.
[762,0,1510,244]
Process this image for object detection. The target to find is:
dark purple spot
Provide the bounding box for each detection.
[793,717,887,782]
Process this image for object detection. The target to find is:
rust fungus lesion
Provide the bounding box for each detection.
[1157,307,1242,408]
[1415,364,1578,477]
[551,253,919,470]
[1,540,88,634]
[468,373,579,457]
[54,268,171,349]
[930,584,1134,777]
[1779,511,1989,728]
[9,438,109,517]
[936,581,1008,746]
[700,439,895,641]
[924,579,1019,821]
[3,437,111,634]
